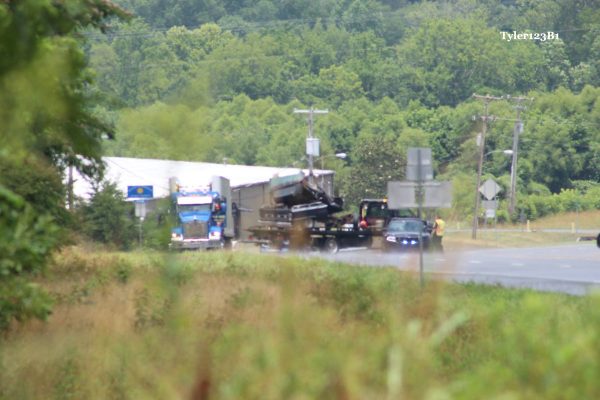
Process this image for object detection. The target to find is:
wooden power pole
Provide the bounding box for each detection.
[471,94,503,239]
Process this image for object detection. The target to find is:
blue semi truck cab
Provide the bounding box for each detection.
[170,176,237,250]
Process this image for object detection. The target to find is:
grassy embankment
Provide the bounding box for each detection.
[1,248,599,399]
[446,210,600,249]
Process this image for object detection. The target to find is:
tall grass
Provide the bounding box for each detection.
[1,248,599,399]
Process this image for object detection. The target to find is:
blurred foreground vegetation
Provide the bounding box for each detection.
[1,249,599,399]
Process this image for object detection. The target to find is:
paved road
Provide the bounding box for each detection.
[314,242,600,295]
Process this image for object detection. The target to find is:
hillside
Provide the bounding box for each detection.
[84,0,600,218]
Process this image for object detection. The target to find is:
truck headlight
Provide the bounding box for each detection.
[171,233,183,241]
[210,231,221,240]
[386,236,397,242]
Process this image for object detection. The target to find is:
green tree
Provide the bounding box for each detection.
[0,0,126,329]
[81,181,136,249]
[294,65,364,107]
[525,87,600,192]
[206,33,290,102]
[0,187,58,331]
[395,18,544,107]
[0,156,68,225]
[341,132,406,207]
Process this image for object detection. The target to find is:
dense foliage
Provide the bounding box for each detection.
[0,187,58,330]
[79,181,136,249]
[84,0,600,219]
[0,0,126,329]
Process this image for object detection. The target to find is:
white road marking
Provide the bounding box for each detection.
[511,262,525,267]
[559,264,572,269]
[469,260,482,264]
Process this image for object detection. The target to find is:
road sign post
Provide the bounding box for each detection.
[134,200,146,247]
[128,186,153,248]
[416,149,425,288]
[386,148,453,289]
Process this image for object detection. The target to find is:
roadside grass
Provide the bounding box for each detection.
[1,248,599,399]
[450,210,600,232]
[528,210,600,230]
[446,210,600,249]
[445,230,587,249]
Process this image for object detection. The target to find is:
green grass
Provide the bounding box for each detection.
[445,230,588,249]
[529,210,600,230]
[1,248,600,399]
[445,210,600,249]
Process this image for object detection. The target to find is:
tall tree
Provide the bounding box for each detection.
[0,0,127,329]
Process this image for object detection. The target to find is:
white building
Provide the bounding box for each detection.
[72,157,335,239]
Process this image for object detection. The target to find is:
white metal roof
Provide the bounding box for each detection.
[72,157,333,200]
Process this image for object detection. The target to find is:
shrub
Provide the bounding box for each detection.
[0,185,58,330]
[79,181,136,249]
[495,209,509,223]
[518,183,600,221]
[586,186,600,209]
[114,258,133,284]
[519,196,538,220]
[140,199,173,250]
[557,189,583,212]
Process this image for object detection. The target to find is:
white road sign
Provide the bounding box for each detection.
[479,179,501,200]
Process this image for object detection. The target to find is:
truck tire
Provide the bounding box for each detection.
[323,238,339,254]
[597,233,600,248]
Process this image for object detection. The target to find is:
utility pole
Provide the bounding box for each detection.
[68,165,74,210]
[472,94,503,239]
[507,96,532,215]
[293,107,328,184]
[416,148,425,289]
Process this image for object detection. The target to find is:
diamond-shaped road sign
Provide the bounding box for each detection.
[479,179,501,200]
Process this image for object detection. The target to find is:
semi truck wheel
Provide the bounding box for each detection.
[597,233,600,248]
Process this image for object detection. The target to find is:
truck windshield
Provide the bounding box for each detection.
[366,203,387,218]
[178,204,211,212]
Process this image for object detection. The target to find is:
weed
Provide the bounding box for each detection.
[53,353,82,400]
[133,287,171,331]
[161,258,193,287]
[227,287,254,309]
[113,258,132,284]
[107,351,129,400]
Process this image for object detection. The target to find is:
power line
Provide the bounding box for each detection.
[104,158,171,192]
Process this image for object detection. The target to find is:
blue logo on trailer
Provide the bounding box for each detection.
[127,185,153,199]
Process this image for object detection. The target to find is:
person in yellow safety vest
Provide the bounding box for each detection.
[432,214,445,251]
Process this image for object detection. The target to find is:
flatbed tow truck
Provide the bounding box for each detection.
[247,172,411,252]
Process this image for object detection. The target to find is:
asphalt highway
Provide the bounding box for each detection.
[313,242,600,296]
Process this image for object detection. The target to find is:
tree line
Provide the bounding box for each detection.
[87,0,600,213]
